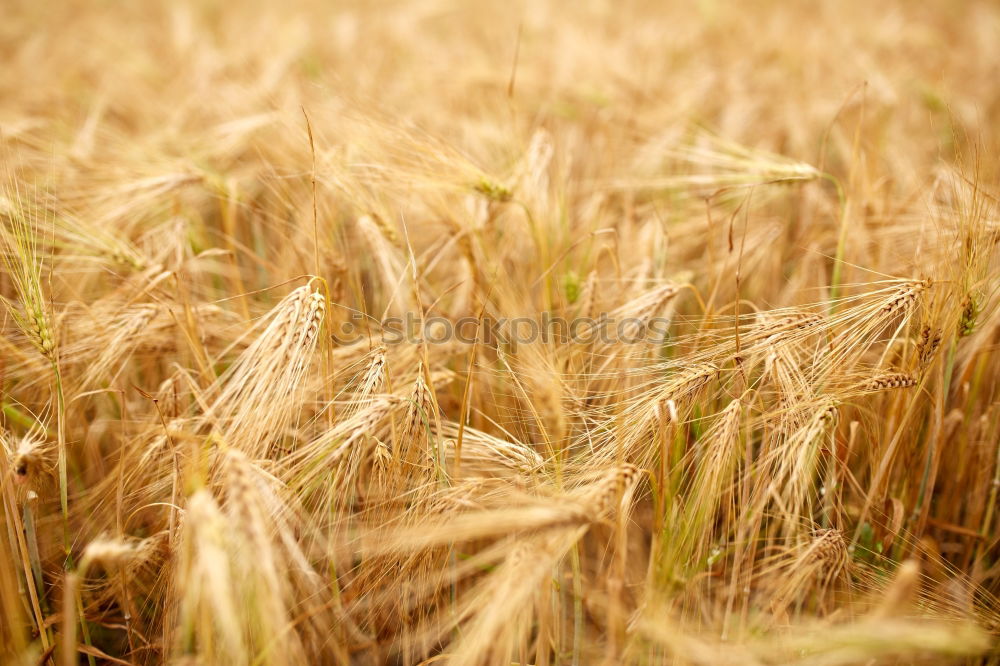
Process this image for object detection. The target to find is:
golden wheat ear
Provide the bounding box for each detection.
[203,283,325,457]
[658,398,743,581]
[443,465,642,664]
[171,489,250,664]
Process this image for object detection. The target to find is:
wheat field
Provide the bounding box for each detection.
[1,1,999,664]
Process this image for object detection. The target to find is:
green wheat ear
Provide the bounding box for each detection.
[0,193,55,359]
[959,292,980,337]
[562,270,581,304]
[473,177,512,202]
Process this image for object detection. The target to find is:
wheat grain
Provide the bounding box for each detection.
[916,323,943,368]
[863,372,917,391]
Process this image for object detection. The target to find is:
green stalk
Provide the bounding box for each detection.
[912,339,957,531]
[52,360,69,560]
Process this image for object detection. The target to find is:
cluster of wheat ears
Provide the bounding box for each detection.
[1,1,1000,665]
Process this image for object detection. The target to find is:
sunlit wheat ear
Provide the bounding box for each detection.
[765,399,838,532]
[807,527,849,569]
[596,362,718,467]
[744,311,824,356]
[397,368,433,474]
[224,449,363,659]
[591,282,680,356]
[285,396,396,506]
[621,130,821,198]
[128,531,170,577]
[667,399,743,572]
[360,499,580,557]
[446,467,642,664]
[206,284,324,457]
[823,279,934,373]
[437,422,543,478]
[762,349,813,428]
[157,375,183,418]
[572,463,643,519]
[348,345,387,413]
[878,278,934,317]
[515,128,554,205]
[663,361,720,396]
[859,371,917,392]
[357,214,411,315]
[216,450,309,664]
[43,206,149,272]
[571,281,679,389]
[763,528,849,622]
[360,468,639,563]
[78,303,159,388]
[371,439,392,492]
[82,536,141,569]
[173,490,249,664]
